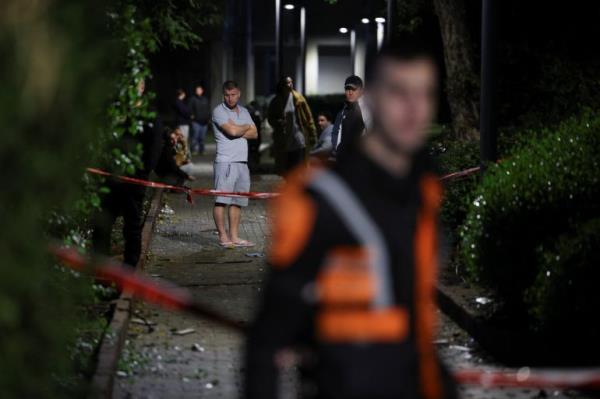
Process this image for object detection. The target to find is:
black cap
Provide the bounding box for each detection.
[344,75,363,90]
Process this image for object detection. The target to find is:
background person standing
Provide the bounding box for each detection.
[174,88,192,155]
[331,75,368,159]
[268,76,317,175]
[189,83,210,154]
[211,80,258,248]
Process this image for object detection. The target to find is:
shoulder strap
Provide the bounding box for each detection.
[309,169,394,308]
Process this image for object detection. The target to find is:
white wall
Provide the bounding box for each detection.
[305,35,366,96]
[318,55,352,94]
[354,37,366,82]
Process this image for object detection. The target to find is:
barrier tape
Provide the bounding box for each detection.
[49,245,245,331]
[87,163,482,204]
[87,168,279,202]
[439,166,481,182]
[454,368,600,390]
[51,245,600,391]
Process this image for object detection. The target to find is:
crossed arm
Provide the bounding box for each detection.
[219,118,258,140]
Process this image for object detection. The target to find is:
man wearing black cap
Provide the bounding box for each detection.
[331,75,369,159]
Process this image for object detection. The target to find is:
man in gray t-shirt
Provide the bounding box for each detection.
[211,80,257,248]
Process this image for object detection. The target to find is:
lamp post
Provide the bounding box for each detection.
[300,6,306,93]
[480,0,498,167]
[386,0,396,44]
[275,0,284,80]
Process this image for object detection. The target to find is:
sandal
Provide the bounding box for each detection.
[232,239,255,248]
[219,241,234,248]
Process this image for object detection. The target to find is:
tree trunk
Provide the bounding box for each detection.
[433,0,480,140]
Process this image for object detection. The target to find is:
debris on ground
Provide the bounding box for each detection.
[245,252,265,258]
[475,296,493,305]
[172,328,195,336]
[191,343,205,352]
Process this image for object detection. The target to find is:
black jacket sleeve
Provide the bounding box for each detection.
[141,118,165,176]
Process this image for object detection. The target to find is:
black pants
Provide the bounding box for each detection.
[92,182,146,268]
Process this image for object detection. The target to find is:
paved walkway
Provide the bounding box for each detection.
[113,151,583,399]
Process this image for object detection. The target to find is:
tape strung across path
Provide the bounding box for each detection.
[87,163,481,204]
[51,245,600,391]
[49,245,245,331]
[87,168,279,201]
[439,165,481,182]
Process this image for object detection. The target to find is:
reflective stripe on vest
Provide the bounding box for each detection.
[308,169,394,308]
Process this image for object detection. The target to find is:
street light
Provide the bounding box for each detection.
[374,17,386,23]
[284,3,295,10]
[339,27,349,34]
[361,18,370,24]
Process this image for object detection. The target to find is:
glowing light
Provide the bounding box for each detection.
[284,3,295,10]
[361,18,370,24]
[375,17,386,23]
[339,27,348,34]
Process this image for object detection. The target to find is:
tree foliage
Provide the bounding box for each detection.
[0,0,223,396]
[0,1,118,396]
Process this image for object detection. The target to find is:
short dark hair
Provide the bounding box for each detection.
[366,38,437,84]
[318,111,333,122]
[176,88,186,96]
[222,80,239,92]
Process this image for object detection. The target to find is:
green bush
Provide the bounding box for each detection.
[525,217,600,358]
[460,111,600,314]
[429,129,480,232]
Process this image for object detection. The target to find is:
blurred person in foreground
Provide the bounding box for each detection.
[211,80,258,248]
[245,42,457,399]
[268,76,317,175]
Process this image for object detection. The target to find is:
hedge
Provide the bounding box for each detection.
[460,111,600,348]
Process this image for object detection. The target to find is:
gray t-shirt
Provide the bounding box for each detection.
[211,102,255,163]
[284,93,305,151]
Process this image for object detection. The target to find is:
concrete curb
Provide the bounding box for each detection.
[436,282,529,365]
[89,188,163,399]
